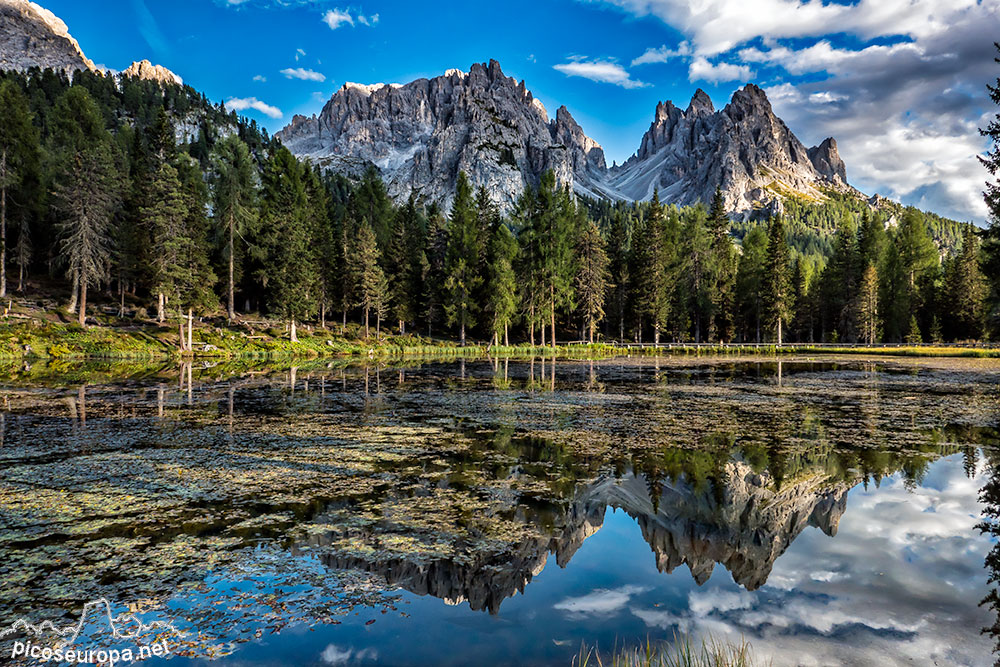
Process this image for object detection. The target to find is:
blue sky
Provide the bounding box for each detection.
[40,0,1000,222]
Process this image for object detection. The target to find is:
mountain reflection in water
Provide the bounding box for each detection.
[0,356,996,666]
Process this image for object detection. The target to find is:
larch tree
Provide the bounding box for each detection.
[857,263,879,345]
[576,218,611,344]
[209,135,257,321]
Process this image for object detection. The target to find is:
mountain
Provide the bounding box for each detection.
[276,60,608,212]
[0,0,95,76]
[121,59,183,86]
[279,61,857,216]
[606,84,857,215]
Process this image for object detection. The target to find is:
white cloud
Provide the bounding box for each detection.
[281,67,326,82]
[320,644,378,665]
[687,56,752,83]
[295,48,306,61]
[553,585,650,615]
[226,97,283,119]
[323,8,378,30]
[553,58,649,89]
[252,74,267,82]
[631,42,692,66]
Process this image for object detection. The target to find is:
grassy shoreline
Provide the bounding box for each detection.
[2,319,1000,361]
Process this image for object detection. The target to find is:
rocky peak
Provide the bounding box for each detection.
[276,60,607,212]
[0,0,96,76]
[808,137,847,183]
[686,88,714,116]
[121,59,182,86]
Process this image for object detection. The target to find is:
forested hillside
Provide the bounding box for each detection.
[0,67,989,347]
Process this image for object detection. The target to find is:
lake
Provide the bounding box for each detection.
[0,355,997,666]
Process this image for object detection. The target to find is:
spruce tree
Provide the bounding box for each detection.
[443,172,481,345]
[763,217,792,344]
[576,218,610,344]
[0,81,38,298]
[487,224,519,346]
[607,208,630,341]
[209,135,257,321]
[980,42,1000,337]
[857,263,879,345]
[349,220,387,339]
[736,226,768,342]
[944,227,986,340]
[707,188,737,342]
[632,191,667,343]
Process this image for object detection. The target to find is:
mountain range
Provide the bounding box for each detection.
[277,60,859,216]
[1,0,870,218]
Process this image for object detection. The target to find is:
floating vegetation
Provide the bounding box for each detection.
[0,355,995,658]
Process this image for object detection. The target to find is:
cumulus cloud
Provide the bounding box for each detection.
[687,56,752,83]
[252,74,267,82]
[323,8,378,30]
[553,58,649,89]
[226,96,283,119]
[281,67,326,82]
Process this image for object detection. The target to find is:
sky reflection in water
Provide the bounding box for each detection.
[0,357,995,666]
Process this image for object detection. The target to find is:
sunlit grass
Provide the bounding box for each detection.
[574,635,769,667]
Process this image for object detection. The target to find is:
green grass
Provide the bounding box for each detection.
[574,635,768,667]
[2,318,999,361]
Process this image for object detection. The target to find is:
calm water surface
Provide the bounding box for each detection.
[0,356,998,666]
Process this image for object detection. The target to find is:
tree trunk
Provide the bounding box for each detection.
[227,216,235,320]
[589,321,595,344]
[399,319,405,335]
[158,292,165,323]
[550,284,556,350]
[178,316,185,351]
[654,324,660,346]
[342,308,347,335]
[188,309,193,351]
[290,319,298,343]
[320,302,326,329]
[541,320,546,348]
[460,311,466,346]
[777,317,783,346]
[68,272,78,314]
[504,323,509,347]
[364,308,369,339]
[1,150,7,299]
[377,312,381,339]
[78,268,87,328]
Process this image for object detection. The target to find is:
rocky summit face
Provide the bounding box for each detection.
[280,63,856,216]
[0,0,95,76]
[608,84,855,214]
[121,59,183,86]
[276,60,609,212]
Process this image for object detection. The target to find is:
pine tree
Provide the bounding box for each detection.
[821,218,860,341]
[0,81,38,298]
[443,172,481,345]
[349,220,387,339]
[144,160,190,339]
[422,205,448,337]
[386,195,421,334]
[210,135,256,321]
[763,217,792,344]
[576,218,610,343]
[883,210,938,341]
